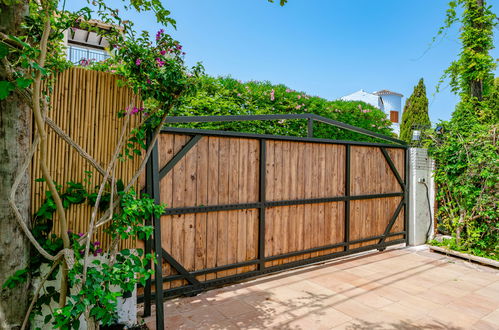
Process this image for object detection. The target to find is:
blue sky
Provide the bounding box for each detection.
[67,0,498,122]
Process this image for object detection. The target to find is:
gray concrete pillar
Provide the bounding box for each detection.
[408,148,435,246]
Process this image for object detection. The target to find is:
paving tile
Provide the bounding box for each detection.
[379,301,428,320]
[427,306,480,328]
[482,308,499,324]
[446,293,498,318]
[163,314,197,330]
[350,292,395,309]
[182,305,226,325]
[472,319,499,330]
[331,298,376,319]
[396,293,444,315]
[287,307,352,329]
[415,288,457,306]
[215,299,257,318]
[374,285,413,303]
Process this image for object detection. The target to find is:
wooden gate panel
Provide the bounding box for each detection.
[350,146,404,195]
[265,201,345,266]
[157,135,261,285]
[267,142,346,201]
[350,197,404,249]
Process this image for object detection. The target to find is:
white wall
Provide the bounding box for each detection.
[380,94,403,135]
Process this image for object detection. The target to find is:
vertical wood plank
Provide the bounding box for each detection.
[264,141,275,267]
[206,137,219,280]
[226,138,240,276]
[272,141,283,266]
[216,137,230,278]
[183,139,197,275]
[194,137,208,281]
[171,135,188,287]
[237,139,249,273]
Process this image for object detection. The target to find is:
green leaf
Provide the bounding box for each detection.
[16,77,33,89]
[0,81,15,100]
[0,43,8,59]
[9,35,30,48]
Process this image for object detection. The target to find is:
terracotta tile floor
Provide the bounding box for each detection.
[141,246,499,329]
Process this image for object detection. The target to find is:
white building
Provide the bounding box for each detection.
[340,89,403,135]
[63,20,113,64]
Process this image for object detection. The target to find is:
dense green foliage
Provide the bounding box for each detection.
[427,123,498,260]
[400,78,430,143]
[170,75,395,142]
[428,0,498,260]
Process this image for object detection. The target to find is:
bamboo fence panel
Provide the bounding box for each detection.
[32,68,141,250]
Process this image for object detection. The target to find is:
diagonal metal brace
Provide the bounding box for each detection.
[378,199,405,245]
[161,247,201,285]
[380,147,405,191]
[159,135,202,179]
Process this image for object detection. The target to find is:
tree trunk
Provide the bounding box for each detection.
[0,2,31,329]
[470,0,485,101]
[456,209,465,245]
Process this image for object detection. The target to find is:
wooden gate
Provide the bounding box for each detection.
[141,114,408,322]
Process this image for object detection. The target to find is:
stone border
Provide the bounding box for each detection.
[429,245,499,269]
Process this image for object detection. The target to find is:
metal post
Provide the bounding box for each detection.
[146,134,164,329]
[344,145,351,251]
[258,139,266,270]
[143,136,153,317]
[307,117,314,138]
[404,147,410,244]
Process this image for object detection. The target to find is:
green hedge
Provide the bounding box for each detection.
[171,76,395,143]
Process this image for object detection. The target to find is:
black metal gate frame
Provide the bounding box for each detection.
[142,114,409,327]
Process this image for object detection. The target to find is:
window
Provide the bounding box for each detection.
[390,111,399,123]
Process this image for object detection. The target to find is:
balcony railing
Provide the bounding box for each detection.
[67,45,109,65]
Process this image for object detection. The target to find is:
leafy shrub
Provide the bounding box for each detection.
[171,76,395,142]
[426,123,498,260]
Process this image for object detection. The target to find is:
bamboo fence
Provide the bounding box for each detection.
[32,67,141,250]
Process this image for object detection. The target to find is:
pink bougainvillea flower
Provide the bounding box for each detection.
[237,93,242,97]
[147,79,152,84]
[270,89,275,101]
[156,58,165,67]
[295,105,302,109]
[285,89,292,93]
[160,50,167,55]
[125,226,132,233]
[176,44,183,50]
[297,95,301,99]
[135,58,142,66]
[128,107,141,115]
[156,29,165,41]
[93,248,103,256]
[278,119,285,124]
